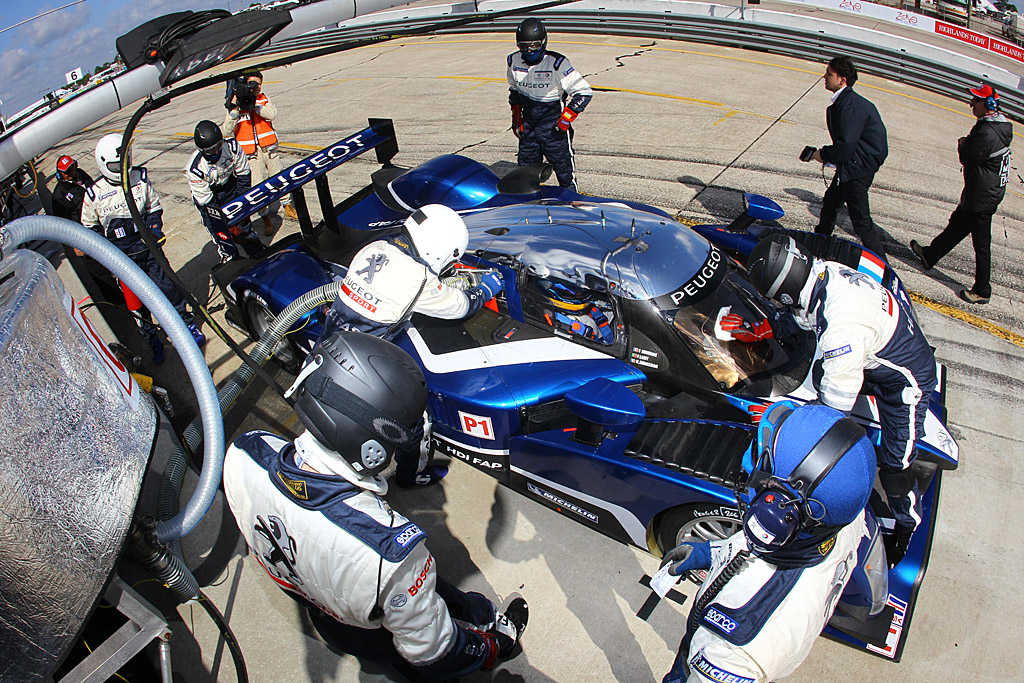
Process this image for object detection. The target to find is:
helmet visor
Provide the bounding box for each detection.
[105,149,129,177]
[518,41,544,51]
[200,140,222,158]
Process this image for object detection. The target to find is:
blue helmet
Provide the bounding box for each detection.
[743,402,875,555]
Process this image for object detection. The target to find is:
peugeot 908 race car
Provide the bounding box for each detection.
[212,123,959,661]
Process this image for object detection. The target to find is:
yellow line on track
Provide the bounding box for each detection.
[909,291,1024,348]
[410,37,1024,137]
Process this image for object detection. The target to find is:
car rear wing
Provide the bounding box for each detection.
[204,117,398,240]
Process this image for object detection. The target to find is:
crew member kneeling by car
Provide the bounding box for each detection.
[661,402,875,683]
[321,203,504,487]
[223,332,528,680]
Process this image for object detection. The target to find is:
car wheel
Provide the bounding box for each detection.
[655,503,743,583]
[245,296,302,371]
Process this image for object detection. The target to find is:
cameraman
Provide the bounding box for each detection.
[223,70,296,236]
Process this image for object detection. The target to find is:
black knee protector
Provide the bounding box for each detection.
[879,467,915,497]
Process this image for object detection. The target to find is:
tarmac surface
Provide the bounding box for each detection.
[34,11,1024,683]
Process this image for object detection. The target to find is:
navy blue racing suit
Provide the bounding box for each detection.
[508,50,593,190]
[185,139,264,260]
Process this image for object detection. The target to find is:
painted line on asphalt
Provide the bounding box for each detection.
[909,291,1024,348]
[414,37,1024,138]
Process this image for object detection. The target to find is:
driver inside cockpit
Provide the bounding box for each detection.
[534,278,615,344]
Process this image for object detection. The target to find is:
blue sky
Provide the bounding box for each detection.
[0,0,235,116]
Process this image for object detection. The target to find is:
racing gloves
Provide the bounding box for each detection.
[511,105,524,138]
[476,271,504,300]
[145,210,166,244]
[717,311,774,343]
[661,541,712,576]
[554,106,578,132]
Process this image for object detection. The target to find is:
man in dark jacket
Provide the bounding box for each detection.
[910,84,1013,304]
[51,155,94,223]
[808,56,889,260]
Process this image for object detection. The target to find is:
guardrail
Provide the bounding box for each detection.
[258,0,1024,119]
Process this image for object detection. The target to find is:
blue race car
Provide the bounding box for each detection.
[212,122,959,662]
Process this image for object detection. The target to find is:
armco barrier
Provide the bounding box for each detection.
[258,0,1024,119]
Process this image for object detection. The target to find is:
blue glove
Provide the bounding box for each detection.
[660,541,712,576]
[145,211,165,243]
[477,271,504,299]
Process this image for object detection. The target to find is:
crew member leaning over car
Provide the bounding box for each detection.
[720,233,936,568]
[321,203,504,487]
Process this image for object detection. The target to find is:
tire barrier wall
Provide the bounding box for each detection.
[258,0,1024,119]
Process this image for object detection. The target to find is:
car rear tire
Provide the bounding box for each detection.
[245,296,302,371]
[655,502,743,583]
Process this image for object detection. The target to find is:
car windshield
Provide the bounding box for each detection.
[669,269,783,391]
[465,203,807,393]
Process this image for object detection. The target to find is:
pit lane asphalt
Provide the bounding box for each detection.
[42,28,1024,682]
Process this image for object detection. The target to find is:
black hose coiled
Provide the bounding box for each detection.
[129,520,200,601]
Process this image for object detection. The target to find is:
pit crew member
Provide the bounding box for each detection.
[507,17,593,190]
[185,120,265,261]
[52,155,94,223]
[81,133,206,348]
[732,233,936,566]
[322,203,505,487]
[223,331,528,680]
[661,402,875,683]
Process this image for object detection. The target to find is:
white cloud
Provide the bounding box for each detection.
[23,3,92,47]
[0,0,229,115]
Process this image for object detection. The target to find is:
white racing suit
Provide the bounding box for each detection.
[184,140,263,259]
[777,259,936,532]
[323,233,495,340]
[223,431,507,678]
[664,512,868,683]
[80,171,194,326]
[507,50,593,189]
[322,233,498,480]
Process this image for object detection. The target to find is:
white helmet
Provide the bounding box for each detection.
[95,133,131,183]
[404,204,468,275]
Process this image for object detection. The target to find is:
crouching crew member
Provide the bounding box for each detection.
[507,18,593,190]
[662,402,875,683]
[322,203,504,487]
[223,332,528,680]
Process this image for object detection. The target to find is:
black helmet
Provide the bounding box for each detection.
[516,18,547,64]
[288,331,426,476]
[194,120,223,157]
[747,234,812,307]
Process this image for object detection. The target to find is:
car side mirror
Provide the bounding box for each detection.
[725,193,786,233]
[564,378,646,446]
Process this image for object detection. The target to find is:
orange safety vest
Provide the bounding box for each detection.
[234,93,278,154]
